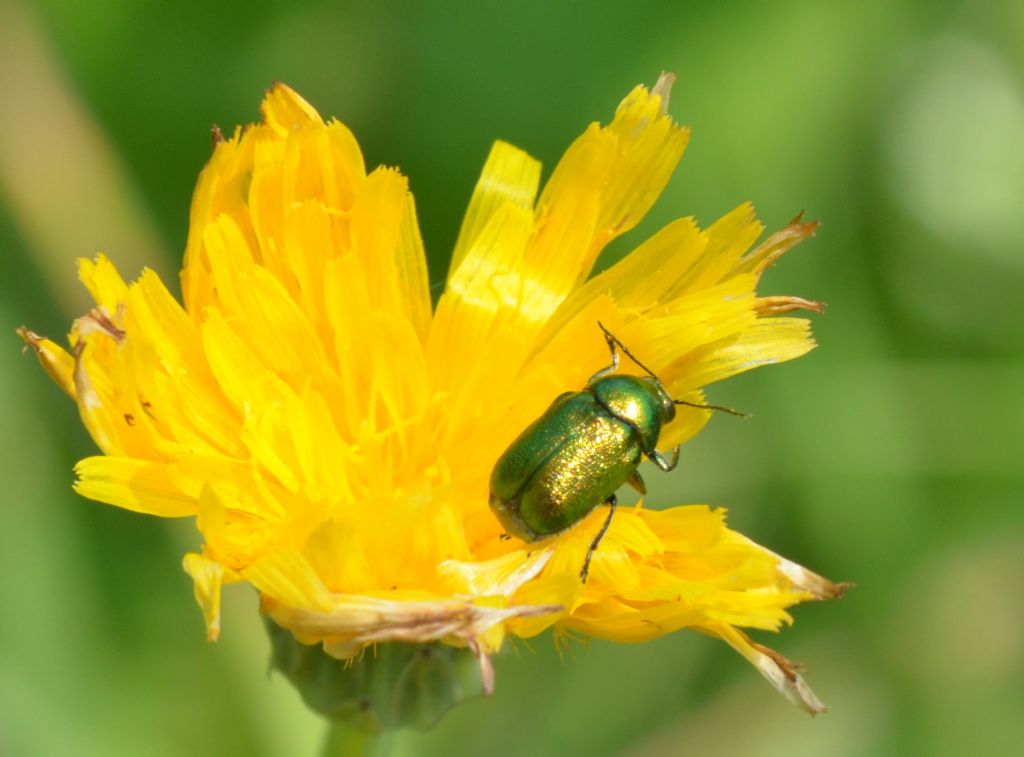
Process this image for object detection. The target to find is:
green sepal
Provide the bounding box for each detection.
[265,617,485,732]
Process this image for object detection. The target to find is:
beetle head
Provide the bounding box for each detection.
[644,375,677,424]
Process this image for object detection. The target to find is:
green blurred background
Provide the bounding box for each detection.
[2,1,1022,755]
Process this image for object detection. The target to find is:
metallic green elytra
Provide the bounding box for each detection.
[489,323,745,582]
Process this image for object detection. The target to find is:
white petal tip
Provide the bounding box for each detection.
[750,641,828,715]
[652,72,677,114]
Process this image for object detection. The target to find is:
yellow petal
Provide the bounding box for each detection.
[734,212,820,277]
[74,456,197,516]
[434,548,554,597]
[78,254,128,313]
[427,201,534,405]
[198,213,257,320]
[450,140,541,276]
[304,517,378,594]
[684,317,816,388]
[17,327,75,398]
[125,271,244,457]
[537,72,689,283]
[260,82,323,136]
[181,129,256,313]
[714,624,828,715]
[71,320,127,455]
[243,548,336,613]
[539,217,706,342]
[349,168,422,327]
[661,203,763,297]
[396,191,432,342]
[183,552,241,641]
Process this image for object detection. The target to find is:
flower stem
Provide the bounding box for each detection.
[321,721,395,757]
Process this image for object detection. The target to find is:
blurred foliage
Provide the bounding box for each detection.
[1,0,1022,755]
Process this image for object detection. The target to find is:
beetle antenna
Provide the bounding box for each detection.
[673,398,749,418]
[596,321,661,380]
[597,323,748,418]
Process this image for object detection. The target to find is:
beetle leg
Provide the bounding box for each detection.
[580,494,618,583]
[626,469,647,495]
[649,446,680,472]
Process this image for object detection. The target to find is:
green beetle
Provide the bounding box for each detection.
[489,323,744,582]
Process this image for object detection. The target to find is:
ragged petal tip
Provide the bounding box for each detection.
[652,72,677,114]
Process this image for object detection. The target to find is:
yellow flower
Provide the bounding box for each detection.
[20,75,845,714]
